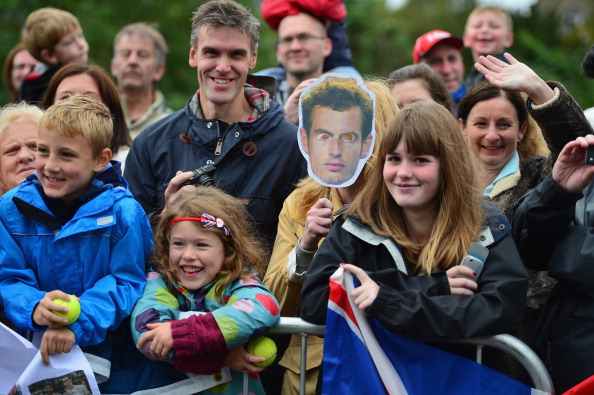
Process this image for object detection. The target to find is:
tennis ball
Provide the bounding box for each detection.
[246,336,277,367]
[52,295,80,325]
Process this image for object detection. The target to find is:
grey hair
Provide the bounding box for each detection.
[113,22,168,67]
[190,0,260,52]
[0,101,43,138]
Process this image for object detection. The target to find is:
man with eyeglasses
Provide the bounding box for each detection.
[299,76,374,186]
[257,0,358,124]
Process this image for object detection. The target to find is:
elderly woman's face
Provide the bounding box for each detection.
[461,96,524,172]
[0,121,38,191]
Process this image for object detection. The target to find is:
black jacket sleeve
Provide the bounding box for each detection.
[512,174,581,271]
[513,174,594,297]
[549,226,594,298]
[529,81,594,162]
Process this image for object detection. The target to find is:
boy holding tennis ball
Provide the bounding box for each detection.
[0,96,153,391]
[52,295,81,325]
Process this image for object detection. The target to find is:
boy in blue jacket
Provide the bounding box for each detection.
[0,95,153,390]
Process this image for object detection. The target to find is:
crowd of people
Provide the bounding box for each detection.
[1,0,594,394]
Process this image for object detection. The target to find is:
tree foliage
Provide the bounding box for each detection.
[1,0,593,109]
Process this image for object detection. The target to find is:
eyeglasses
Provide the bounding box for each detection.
[277,33,326,47]
[315,132,359,143]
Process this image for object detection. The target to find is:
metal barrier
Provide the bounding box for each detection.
[269,317,554,395]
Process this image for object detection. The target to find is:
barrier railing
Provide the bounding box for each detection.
[269,317,554,395]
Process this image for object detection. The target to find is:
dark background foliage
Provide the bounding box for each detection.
[1,0,593,110]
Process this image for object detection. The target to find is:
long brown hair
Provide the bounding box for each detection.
[153,186,267,302]
[348,101,484,274]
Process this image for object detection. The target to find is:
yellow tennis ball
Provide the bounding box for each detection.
[246,336,277,367]
[52,295,80,325]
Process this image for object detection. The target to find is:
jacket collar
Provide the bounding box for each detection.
[188,75,274,121]
[341,216,409,274]
[13,162,126,231]
[341,201,510,265]
[484,151,521,198]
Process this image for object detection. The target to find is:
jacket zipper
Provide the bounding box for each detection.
[215,123,233,156]
[215,137,223,155]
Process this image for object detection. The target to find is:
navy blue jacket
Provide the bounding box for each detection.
[125,90,307,249]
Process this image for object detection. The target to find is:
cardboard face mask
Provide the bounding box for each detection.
[298,74,376,188]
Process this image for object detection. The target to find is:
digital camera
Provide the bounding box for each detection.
[180,164,216,187]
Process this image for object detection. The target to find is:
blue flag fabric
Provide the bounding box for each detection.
[322,268,549,395]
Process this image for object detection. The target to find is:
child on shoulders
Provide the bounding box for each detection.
[463,5,514,87]
[20,7,89,104]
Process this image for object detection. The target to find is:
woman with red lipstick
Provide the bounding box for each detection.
[0,101,43,195]
[301,102,527,387]
[131,186,280,394]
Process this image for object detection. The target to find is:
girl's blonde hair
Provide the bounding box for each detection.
[348,101,484,274]
[295,78,400,222]
[153,186,266,302]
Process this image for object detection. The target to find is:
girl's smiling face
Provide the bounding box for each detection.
[168,221,225,290]
[383,139,441,216]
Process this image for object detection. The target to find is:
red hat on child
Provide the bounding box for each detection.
[261,0,347,31]
[412,30,463,64]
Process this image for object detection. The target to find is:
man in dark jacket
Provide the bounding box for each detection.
[125,0,306,250]
[513,134,594,393]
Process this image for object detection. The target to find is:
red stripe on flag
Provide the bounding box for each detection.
[329,277,359,330]
[563,375,594,395]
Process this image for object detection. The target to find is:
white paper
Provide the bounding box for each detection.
[178,311,206,319]
[0,323,38,394]
[0,324,99,395]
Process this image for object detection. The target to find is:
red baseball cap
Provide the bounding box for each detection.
[412,30,463,64]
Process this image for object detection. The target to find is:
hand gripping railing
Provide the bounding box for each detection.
[269,317,554,395]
